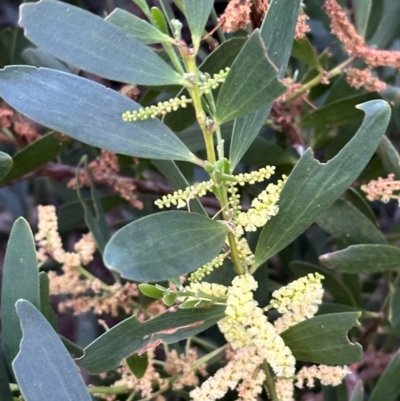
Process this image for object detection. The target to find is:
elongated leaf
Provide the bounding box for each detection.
[281,312,362,365]
[58,195,126,233]
[300,92,379,129]
[0,357,12,401]
[378,136,400,178]
[229,0,300,169]
[291,37,321,71]
[151,159,206,215]
[289,261,357,306]
[13,300,92,401]
[2,132,70,184]
[369,0,400,48]
[1,218,40,371]
[22,48,69,72]
[200,38,246,73]
[344,187,376,223]
[164,38,246,132]
[322,382,348,401]
[126,353,148,379]
[253,100,391,269]
[369,351,400,401]
[76,158,110,253]
[320,244,400,274]
[106,8,172,45]
[20,0,184,86]
[354,0,371,37]
[104,211,228,281]
[316,199,387,246]
[39,272,58,330]
[215,30,285,125]
[0,67,196,162]
[0,151,12,181]
[389,285,400,329]
[60,336,84,359]
[182,0,214,51]
[242,138,297,166]
[78,305,226,373]
[349,381,364,401]
[132,0,151,19]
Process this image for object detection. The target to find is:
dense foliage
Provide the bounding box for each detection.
[1,1,400,400]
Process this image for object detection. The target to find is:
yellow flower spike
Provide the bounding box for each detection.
[270,273,324,314]
[218,274,296,378]
[189,253,227,282]
[154,180,214,209]
[122,96,192,122]
[272,273,325,333]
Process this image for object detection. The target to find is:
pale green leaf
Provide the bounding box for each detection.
[1,218,40,371]
[0,67,195,162]
[0,151,12,181]
[369,351,400,401]
[13,300,91,401]
[300,92,379,129]
[378,136,400,179]
[182,0,214,51]
[20,0,184,85]
[104,211,229,281]
[253,100,391,269]
[2,132,69,184]
[281,312,362,365]
[354,0,372,37]
[215,29,285,125]
[106,8,173,44]
[349,381,364,401]
[78,305,226,373]
[229,0,300,169]
[320,244,400,274]
[316,199,387,246]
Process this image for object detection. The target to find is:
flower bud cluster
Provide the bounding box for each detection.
[184,281,228,299]
[272,273,324,333]
[155,180,214,209]
[189,253,227,282]
[221,274,296,377]
[198,68,230,95]
[236,237,254,267]
[236,176,286,232]
[190,346,263,401]
[295,365,350,388]
[235,166,276,185]
[189,273,349,401]
[122,95,192,122]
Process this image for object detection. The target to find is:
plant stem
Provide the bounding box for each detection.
[218,189,245,275]
[191,335,218,350]
[88,385,131,394]
[210,8,226,43]
[284,56,356,104]
[183,52,216,164]
[164,43,185,74]
[263,360,279,401]
[76,265,112,293]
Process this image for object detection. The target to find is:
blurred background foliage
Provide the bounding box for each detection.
[2,0,400,399]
